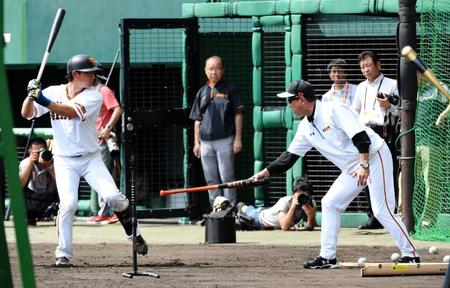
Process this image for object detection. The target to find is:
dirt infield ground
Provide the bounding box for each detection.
[6,222,450,287]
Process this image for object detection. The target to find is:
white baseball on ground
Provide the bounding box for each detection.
[357,257,367,265]
[428,246,438,254]
[443,255,450,263]
[391,252,400,262]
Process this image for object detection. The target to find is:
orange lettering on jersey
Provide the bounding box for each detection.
[322,125,331,132]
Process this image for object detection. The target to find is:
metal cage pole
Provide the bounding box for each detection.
[397,0,418,232]
[119,19,159,280]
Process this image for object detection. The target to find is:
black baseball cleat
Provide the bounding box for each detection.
[396,256,420,263]
[135,235,148,255]
[358,217,383,229]
[303,256,338,269]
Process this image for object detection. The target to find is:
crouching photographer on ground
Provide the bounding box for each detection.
[236,177,316,231]
[19,137,58,225]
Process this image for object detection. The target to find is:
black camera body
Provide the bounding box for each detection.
[377,92,400,106]
[38,148,53,162]
[296,193,312,206]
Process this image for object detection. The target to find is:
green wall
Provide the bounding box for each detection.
[5,0,449,65]
[4,0,205,65]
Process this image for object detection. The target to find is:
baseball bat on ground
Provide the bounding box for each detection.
[401,45,450,125]
[36,8,65,82]
[160,177,270,197]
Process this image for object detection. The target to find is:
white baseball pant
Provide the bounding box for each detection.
[53,152,137,259]
[319,143,417,259]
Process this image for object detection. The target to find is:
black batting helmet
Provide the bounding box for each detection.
[66,54,101,76]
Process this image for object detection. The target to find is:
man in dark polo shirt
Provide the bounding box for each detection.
[189,55,244,208]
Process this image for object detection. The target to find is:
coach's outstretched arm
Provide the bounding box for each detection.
[252,151,300,180]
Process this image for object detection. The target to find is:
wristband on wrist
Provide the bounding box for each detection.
[34,90,52,107]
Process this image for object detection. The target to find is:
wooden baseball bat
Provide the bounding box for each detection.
[401,46,450,101]
[160,177,269,197]
[36,8,65,82]
[401,45,450,125]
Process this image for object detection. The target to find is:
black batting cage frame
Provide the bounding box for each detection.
[119,18,201,219]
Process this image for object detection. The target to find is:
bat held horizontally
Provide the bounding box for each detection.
[160,177,269,197]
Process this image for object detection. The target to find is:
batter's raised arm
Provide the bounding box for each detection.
[23,79,78,119]
[21,95,37,119]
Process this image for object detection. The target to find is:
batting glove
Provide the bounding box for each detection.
[27,79,51,107]
[27,79,40,98]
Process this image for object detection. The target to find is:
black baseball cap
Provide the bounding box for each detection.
[277,80,315,101]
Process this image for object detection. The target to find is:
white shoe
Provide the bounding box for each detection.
[55,257,72,267]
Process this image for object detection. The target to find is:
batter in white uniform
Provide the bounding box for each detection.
[252,80,419,269]
[21,54,148,267]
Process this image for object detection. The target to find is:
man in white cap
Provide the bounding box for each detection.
[252,80,419,268]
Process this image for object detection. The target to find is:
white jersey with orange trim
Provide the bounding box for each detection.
[286,100,417,260]
[30,84,102,157]
[287,101,384,173]
[27,83,133,259]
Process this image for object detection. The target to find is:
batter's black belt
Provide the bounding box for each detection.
[69,155,83,158]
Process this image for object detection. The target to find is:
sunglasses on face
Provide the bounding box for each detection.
[288,96,300,104]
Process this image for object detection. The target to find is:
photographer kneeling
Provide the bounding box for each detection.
[19,137,58,225]
[236,177,316,231]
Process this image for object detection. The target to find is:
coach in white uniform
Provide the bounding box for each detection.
[21,54,148,267]
[252,80,419,269]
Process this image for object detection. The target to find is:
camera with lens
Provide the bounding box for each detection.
[377,92,400,106]
[106,134,120,158]
[38,148,53,162]
[296,193,312,206]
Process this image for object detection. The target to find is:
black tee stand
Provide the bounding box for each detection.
[122,157,159,279]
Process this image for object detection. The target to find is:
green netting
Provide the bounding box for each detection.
[413,5,450,242]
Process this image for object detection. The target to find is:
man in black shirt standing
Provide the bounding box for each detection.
[189,55,244,208]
